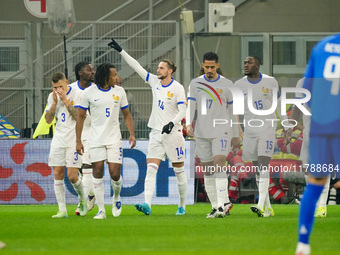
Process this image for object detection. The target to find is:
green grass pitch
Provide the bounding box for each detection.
[0,203,339,254]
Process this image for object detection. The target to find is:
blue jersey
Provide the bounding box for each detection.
[303,33,340,135]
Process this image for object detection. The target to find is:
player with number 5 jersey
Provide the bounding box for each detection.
[108,38,188,216]
[76,63,136,219]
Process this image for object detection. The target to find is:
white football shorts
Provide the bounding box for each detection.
[81,138,91,165]
[89,141,123,164]
[147,129,185,163]
[196,136,232,163]
[242,133,276,162]
[48,145,82,168]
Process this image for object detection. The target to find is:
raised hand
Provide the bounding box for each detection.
[108,38,122,52]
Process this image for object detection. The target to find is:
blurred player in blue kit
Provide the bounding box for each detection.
[294,34,340,255]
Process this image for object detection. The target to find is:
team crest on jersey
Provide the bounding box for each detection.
[112,94,119,102]
[216,88,223,95]
[262,87,269,95]
[68,99,74,105]
[167,91,174,100]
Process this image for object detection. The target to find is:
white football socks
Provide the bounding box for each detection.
[111,175,123,202]
[144,163,158,206]
[82,167,94,197]
[215,172,228,208]
[71,178,85,201]
[258,169,270,210]
[173,166,187,209]
[316,175,330,208]
[204,174,218,209]
[54,179,66,212]
[93,177,105,213]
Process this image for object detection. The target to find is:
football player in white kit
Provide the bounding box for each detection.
[289,78,331,218]
[70,62,96,215]
[108,38,188,216]
[46,72,87,218]
[186,52,240,218]
[234,56,289,217]
[76,63,136,219]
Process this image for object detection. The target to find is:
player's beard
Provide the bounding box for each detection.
[158,74,167,80]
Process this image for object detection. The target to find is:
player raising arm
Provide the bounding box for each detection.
[108,38,188,216]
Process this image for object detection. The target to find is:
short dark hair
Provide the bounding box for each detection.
[51,72,66,83]
[161,59,177,73]
[248,55,261,65]
[203,52,219,63]
[95,63,116,88]
[75,61,91,80]
[199,67,223,76]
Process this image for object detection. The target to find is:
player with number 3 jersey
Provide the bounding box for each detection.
[46,72,87,219]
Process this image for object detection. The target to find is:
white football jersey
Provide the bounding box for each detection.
[47,85,80,148]
[187,74,234,138]
[146,73,186,131]
[234,73,280,137]
[79,85,128,148]
[71,81,93,142]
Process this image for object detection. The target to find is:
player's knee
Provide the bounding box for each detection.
[110,173,120,181]
[67,172,78,183]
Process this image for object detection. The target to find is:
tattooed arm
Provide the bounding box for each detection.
[45,90,58,124]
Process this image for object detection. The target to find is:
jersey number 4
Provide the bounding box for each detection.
[158,100,164,110]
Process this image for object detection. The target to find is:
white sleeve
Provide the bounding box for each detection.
[120,50,148,81]
[120,88,129,110]
[186,85,196,125]
[79,90,90,110]
[171,103,186,124]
